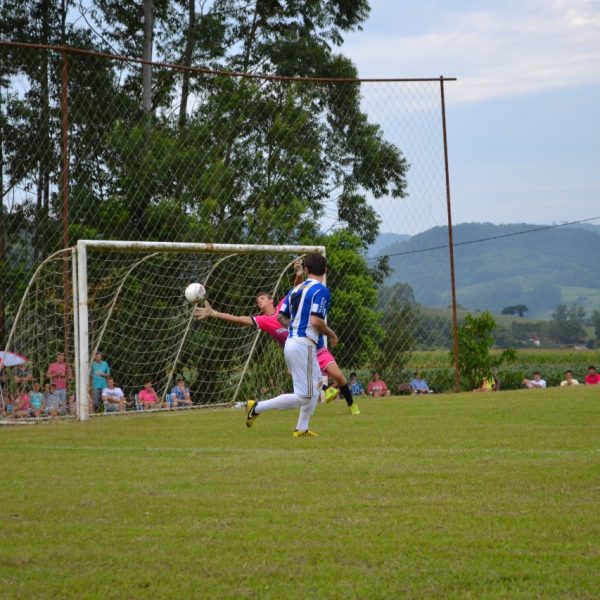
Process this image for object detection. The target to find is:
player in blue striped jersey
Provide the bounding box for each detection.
[245,253,337,437]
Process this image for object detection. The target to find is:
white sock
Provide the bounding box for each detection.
[295,393,319,431]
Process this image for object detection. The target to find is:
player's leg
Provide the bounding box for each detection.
[323,359,359,413]
[294,343,320,433]
[249,341,315,427]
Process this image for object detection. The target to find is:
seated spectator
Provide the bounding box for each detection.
[137,379,160,410]
[584,365,600,385]
[473,376,495,392]
[3,394,15,418]
[348,372,365,396]
[102,377,127,413]
[522,371,546,389]
[44,383,65,417]
[170,377,193,408]
[29,381,44,417]
[560,370,580,387]
[367,372,390,397]
[13,390,31,418]
[410,371,431,394]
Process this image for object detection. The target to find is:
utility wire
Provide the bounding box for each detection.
[366,215,600,261]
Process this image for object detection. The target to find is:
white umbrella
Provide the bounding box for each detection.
[0,351,29,368]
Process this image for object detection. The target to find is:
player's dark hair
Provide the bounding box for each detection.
[588,365,596,370]
[304,253,327,276]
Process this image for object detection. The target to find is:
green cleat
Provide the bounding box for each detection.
[324,387,339,403]
[349,404,361,415]
[292,429,318,437]
[245,399,259,428]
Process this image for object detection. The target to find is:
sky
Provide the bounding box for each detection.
[339,0,600,234]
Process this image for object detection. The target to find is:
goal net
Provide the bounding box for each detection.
[5,241,323,421]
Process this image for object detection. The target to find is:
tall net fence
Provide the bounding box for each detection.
[0,42,455,415]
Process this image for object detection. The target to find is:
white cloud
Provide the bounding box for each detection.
[342,0,600,103]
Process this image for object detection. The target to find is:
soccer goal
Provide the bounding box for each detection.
[5,240,324,421]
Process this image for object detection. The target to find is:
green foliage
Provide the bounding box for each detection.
[548,304,587,344]
[501,304,528,317]
[324,230,381,368]
[591,309,600,339]
[451,311,517,391]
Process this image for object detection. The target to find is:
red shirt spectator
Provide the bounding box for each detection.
[367,372,390,397]
[585,366,600,385]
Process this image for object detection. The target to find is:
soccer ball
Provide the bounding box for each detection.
[185,282,206,303]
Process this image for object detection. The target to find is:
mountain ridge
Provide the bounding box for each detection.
[371,222,600,317]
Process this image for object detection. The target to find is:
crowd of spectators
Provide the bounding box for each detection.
[0,350,197,420]
[3,354,598,420]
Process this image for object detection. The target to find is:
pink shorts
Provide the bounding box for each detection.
[317,347,336,374]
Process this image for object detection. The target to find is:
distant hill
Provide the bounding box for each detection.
[377,222,600,318]
[367,232,410,258]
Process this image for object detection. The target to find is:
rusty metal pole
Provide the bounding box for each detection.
[440,76,461,392]
[61,50,69,250]
[60,49,72,402]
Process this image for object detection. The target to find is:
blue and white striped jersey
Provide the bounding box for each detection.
[280,278,331,344]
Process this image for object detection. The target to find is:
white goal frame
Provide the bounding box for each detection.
[74,240,325,421]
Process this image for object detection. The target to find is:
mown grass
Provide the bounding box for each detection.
[2,388,600,599]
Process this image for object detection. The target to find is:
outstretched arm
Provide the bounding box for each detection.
[193,300,253,327]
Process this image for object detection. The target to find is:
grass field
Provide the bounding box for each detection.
[2,388,600,599]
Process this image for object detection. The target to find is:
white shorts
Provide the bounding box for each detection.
[284,338,321,399]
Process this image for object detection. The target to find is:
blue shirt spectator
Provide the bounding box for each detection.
[348,372,364,396]
[410,372,431,394]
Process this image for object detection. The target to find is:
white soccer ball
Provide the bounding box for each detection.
[185,282,206,303]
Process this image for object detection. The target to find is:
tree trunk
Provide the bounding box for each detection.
[142,0,154,115]
[178,0,196,129]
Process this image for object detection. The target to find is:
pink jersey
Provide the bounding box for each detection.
[138,389,158,404]
[253,299,289,347]
[17,393,31,410]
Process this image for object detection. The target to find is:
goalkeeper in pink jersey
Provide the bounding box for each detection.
[192,259,360,415]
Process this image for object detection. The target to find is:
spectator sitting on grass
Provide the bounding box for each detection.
[348,372,365,396]
[29,381,44,417]
[102,377,127,413]
[560,370,580,387]
[367,372,390,397]
[170,377,193,408]
[44,383,64,417]
[584,365,600,385]
[410,371,431,394]
[522,371,546,389]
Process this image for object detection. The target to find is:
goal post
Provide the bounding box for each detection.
[73,240,325,422]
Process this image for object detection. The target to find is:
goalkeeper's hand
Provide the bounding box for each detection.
[193,300,215,320]
[293,257,304,278]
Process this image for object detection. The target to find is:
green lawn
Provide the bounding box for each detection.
[2,388,600,599]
